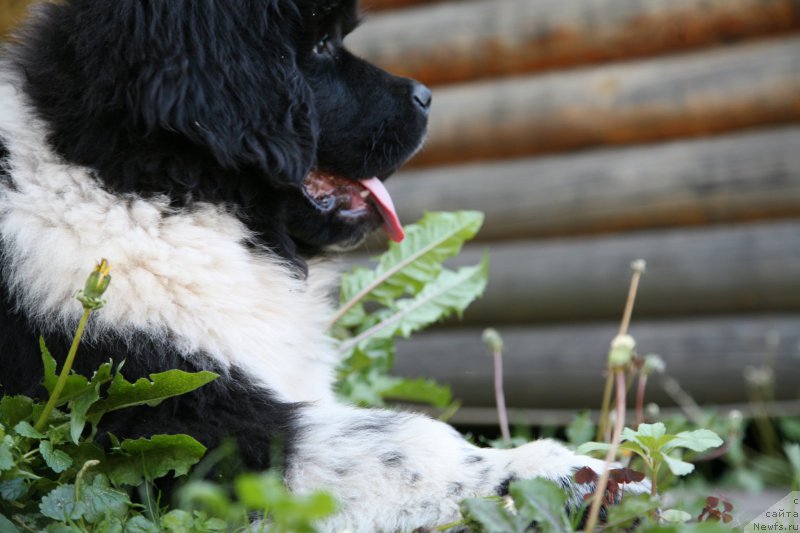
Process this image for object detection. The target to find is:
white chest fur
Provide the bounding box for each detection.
[0,73,340,404]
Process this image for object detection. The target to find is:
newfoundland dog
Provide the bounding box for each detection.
[0,0,626,530]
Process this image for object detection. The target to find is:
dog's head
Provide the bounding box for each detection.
[16,0,429,266]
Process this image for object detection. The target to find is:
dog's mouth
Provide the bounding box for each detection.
[301,170,405,242]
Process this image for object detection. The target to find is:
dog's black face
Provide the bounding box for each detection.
[16,0,429,267]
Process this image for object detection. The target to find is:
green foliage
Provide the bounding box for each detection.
[334,211,487,407]
[0,338,336,532]
[578,423,723,482]
[461,479,571,533]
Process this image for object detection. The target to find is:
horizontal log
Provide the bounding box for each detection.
[391,315,800,408]
[443,221,800,324]
[384,127,800,242]
[406,37,800,167]
[360,0,439,12]
[350,0,800,86]
[347,221,800,323]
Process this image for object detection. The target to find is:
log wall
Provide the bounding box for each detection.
[351,0,800,416]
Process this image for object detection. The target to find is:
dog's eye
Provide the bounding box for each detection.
[313,34,335,56]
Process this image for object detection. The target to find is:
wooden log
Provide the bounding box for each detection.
[405,38,800,167]
[383,127,800,242]
[0,0,31,38]
[350,0,800,86]
[391,315,800,408]
[360,0,440,12]
[348,221,800,323]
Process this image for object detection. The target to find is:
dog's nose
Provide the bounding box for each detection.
[412,83,432,114]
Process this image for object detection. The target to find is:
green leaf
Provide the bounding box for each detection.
[576,441,611,455]
[123,516,159,533]
[89,370,218,416]
[461,497,518,533]
[0,396,34,428]
[80,475,130,524]
[662,509,693,523]
[379,377,452,407]
[0,438,14,472]
[41,337,57,395]
[661,453,694,476]
[339,211,484,309]
[0,513,20,533]
[39,485,85,521]
[159,510,194,532]
[566,411,595,446]
[102,434,206,485]
[510,478,571,532]
[629,422,667,440]
[0,478,27,501]
[605,494,660,529]
[664,429,723,453]
[342,256,489,352]
[69,386,100,444]
[39,440,73,473]
[39,338,94,411]
[14,421,45,439]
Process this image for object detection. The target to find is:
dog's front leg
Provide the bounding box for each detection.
[285,404,618,533]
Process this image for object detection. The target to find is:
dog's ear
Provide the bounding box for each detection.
[73,1,317,185]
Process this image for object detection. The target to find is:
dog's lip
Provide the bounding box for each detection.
[302,170,405,242]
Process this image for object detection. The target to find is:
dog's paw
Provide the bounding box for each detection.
[501,439,650,513]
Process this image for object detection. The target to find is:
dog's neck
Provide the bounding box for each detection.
[0,69,341,403]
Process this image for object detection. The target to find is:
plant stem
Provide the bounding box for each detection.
[584,369,627,532]
[596,372,614,441]
[636,374,648,428]
[493,347,511,445]
[35,308,91,432]
[650,459,659,497]
[618,261,645,338]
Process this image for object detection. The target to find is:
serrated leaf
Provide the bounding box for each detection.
[103,434,206,485]
[39,338,93,413]
[89,370,218,416]
[39,485,85,521]
[510,478,571,532]
[80,475,130,523]
[341,256,488,353]
[14,421,45,439]
[661,453,694,476]
[379,377,452,407]
[39,441,73,473]
[664,429,723,453]
[339,211,484,309]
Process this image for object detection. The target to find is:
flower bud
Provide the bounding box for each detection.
[608,334,636,369]
[77,259,111,310]
[482,328,504,353]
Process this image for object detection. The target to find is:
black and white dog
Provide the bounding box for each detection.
[0,1,622,530]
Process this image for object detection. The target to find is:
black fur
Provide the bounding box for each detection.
[12,0,428,265]
[1,0,428,477]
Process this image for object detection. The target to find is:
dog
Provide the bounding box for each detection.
[0,1,629,530]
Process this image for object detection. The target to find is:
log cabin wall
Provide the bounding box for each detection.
[355,0,800,423]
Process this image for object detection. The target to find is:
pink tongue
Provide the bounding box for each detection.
[360,177,405,242]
